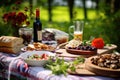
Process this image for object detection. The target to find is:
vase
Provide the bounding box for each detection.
[12,25,20,37]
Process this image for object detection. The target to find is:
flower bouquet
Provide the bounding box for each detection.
[2,1,32,37]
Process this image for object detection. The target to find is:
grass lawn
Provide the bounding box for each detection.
[40,6,98,22]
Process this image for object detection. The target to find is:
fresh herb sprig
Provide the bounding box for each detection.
[44,57,85,76]
[69,57,85,72]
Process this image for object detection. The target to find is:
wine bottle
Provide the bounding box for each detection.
[33,8,42,42]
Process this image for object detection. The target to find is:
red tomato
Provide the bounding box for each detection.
[41,54,49,60]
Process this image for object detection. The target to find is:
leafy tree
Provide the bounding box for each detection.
[99,0,120,51]
[0,0,16,6]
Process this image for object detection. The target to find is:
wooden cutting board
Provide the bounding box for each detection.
[56,44,117,58]
[85,56,120,77]
[67,58,120,77]
[67,63,96,76]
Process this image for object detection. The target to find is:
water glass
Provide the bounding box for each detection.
[19,27,33,45]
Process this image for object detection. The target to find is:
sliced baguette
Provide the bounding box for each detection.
[0,44,24,53]
[0,36,23,47]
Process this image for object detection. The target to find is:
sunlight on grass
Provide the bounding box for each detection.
[74,7,84,20]
[87,9,97,19]
[41,7,48,21]
[40,6,97,22]
[52,6,70,22]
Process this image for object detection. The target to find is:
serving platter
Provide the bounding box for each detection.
[85,56,120,77]
[21,43,56,52]
[66,48,97,55]
[67,59,120,77]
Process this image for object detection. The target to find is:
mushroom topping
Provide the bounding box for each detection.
[91,54,120,69]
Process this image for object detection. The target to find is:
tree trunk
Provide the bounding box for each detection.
[113,0,120,49]
[67,0,74,21]
[82,0,87,20]
[113,0,120,13]
[96,0,99,14]
[104,0,111,16]
[104,0,120,15]
[29,0,33,19]
[48,0,52,22]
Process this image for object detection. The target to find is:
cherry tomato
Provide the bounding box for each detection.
[41,54,48,60]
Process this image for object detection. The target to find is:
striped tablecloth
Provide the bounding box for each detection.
[0,52,119,80]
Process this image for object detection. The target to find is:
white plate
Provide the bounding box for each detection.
[21,46,28,52]
[19,51,56,66]
[21,44,56,52]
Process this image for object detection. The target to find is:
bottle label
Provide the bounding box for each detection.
[37,31,42,41]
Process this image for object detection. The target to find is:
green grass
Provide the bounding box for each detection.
[87,9,97,19]
[40,6,98,22]
[52,7,69,22]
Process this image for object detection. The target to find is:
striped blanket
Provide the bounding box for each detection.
[0,52,119,80]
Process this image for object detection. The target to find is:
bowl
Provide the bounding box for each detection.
[20,51,55,66]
